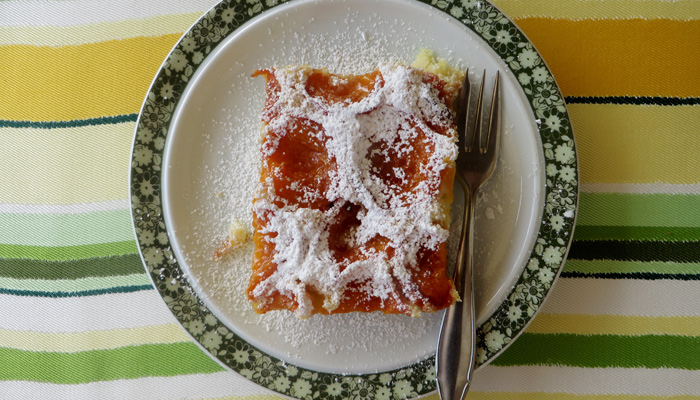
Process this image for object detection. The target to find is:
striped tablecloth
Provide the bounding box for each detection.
[1,0,699,398]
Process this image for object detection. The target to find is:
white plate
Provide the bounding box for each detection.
[131,0,577,397]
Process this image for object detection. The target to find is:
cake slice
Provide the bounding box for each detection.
[249,63,461,318]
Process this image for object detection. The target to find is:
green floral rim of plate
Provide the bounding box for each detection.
[130,0,578,398]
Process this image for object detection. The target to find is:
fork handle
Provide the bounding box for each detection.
[436,185,477,400]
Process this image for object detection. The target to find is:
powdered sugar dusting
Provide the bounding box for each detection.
[251,65,457,318]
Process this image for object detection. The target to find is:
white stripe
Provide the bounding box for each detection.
[580,182,700,195]
[0,290,175,332]
[1,278,695,333]
[473,365,700,396]
[0,199,129,215]
[541,278,700,317]
[0,371,270,400]
[0,0,215,27]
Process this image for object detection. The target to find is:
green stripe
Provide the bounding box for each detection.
[0,240,138,261]
[0,114,137,129]
[0,273,151,293]
[492,333,700,370]
[578,192,700,228]
[560,271,700,280]
[0,209,134,247]
[568,240,700,263]
[564,259,700,275]
[573,225,700,241]
[0,284,153,298]
[0,343,223,384]
[0,253,144,280]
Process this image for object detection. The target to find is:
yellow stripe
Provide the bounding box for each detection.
[513,18,700,97]
[0,13,200,47]
[204,396,700,400]
[0,123,133,204]
[569,103,700,184]
[493,0,700,21]
[0,34,181,122]
[462,393,700,400]
[526,313,700,337]
[0,324,190,352]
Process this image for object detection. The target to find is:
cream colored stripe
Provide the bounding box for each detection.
[0,122,133,204]
[541,278,700,317]
[0,372,269,399]
[570,104,700,185]
[0,13,200,46]
[0,324,190,353]
[527,313,700,337]
[0,199,129,214]
[0,0,213,27]
[493,0,700,20]
[580,183,700,195]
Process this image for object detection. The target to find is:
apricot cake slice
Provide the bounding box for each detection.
[249,64,460,318]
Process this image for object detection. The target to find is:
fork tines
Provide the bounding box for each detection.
[462,70,501,154]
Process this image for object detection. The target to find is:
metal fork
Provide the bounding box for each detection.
[436,70,501,400]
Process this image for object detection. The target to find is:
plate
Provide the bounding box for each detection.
[130,0,578,397]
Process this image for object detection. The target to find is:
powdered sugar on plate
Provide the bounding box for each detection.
[162,0,539,375]
[165,8,469,372]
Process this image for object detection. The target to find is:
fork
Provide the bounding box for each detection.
[436,70,501,400]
